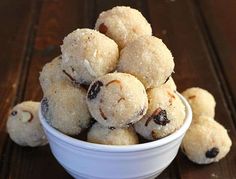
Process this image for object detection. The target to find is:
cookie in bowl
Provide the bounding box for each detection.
[87,122,139,145]
[135,86,185,140]
[86,72,148,128]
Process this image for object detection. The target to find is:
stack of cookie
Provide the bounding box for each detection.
[37,6,186,145]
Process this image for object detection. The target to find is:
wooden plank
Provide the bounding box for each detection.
[147,0,236,178]
[196,0,236,124]
[3,0,95,178]
[23,0,86,101]
[0,0,41,176]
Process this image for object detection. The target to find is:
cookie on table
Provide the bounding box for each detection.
[117,36,174,89]
[86,72,148,128]
[181,116,232,164]
[7,101,48,147]
[134,86,185,140]
[95,6,152,49]
[182,87,216,121]
[61,28,119,85]
[87,122,139,145]
[43,82,91,135]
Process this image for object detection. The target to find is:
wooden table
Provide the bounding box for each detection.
[0,0,236,178]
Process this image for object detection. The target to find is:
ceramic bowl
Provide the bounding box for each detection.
[39,93,192,179]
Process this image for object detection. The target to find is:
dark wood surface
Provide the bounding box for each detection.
[0,0,235,178]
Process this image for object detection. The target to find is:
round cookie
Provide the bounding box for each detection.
[134,87,185,140]
[43,82,91,135]
[117,36,174,89]
[39,56,69,94]
[181,116,232,164]
[61,28,119,85]
[87,122,139,145]
[182,87,216,120]
[7,101,47,147]
[86,73,148,128]
[95,6,152,49]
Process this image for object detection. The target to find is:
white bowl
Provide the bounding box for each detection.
[39,93,192,179]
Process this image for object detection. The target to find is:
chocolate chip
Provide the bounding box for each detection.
[109,127,116,130]
[205,147,219,158]
[11,111,17,116]
[41,97,49,116]
[145,108,170,126]
[153,110,169,126]
[145,108,161,126]
[99,23,108,34]
[87,81,103,100]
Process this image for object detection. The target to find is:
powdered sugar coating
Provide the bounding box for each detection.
[39,56,69,94]
[118,36,174,89]
[95,6,152,49]
[182,87,216,121]
[7,101,48,147]
[44,82,91,135]
[87,122,139,145]
[134,86,185,140]
[181,116,232,164]
[86,73,148,128]
[61,28,119,85]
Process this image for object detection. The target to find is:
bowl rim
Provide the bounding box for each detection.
[39,92,192,152]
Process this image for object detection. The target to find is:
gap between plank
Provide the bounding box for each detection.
[191,0,236,127]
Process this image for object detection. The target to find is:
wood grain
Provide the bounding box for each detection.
[147,0,236,178]
[0,0,41,177]
[196,0,236,124]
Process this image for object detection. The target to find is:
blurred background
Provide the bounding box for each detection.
[0,0,235,178]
